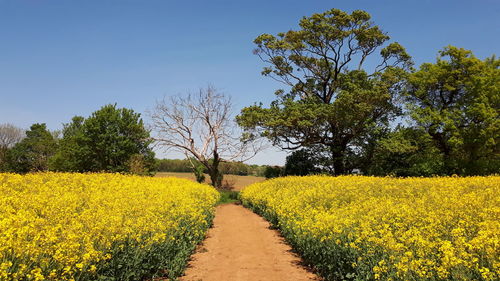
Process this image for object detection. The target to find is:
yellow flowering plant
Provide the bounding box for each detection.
[0,173,219,280]
[241,176,499,281]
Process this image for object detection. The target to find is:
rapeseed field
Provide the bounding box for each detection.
[0,173,219,280]
[241,176,499,281]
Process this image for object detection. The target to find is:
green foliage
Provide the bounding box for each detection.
[156,159,194,173]
[219,161,250,176]
[357,46,499,176]
[91,210,214,280]
[0,148,6,171]
[366,127,445,176]
[193,161,206,183]
[5,123,57,173]
[263,165,283,179]
[50,105,155,174]
[156,158,264,176]
[0,123,24,171]
[406,46,500,175]
[239,7,497,176]
[284,149,321,176]
[238,8,411,175]
[127,154,151,176]
[211,169,223,189]
[49,116,86,172]
[250,164,268,177]
[217,190,240,205]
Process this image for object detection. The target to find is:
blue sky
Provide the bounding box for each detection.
[0,0,499,164]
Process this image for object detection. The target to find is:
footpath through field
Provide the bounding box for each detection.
[180,203,320,281]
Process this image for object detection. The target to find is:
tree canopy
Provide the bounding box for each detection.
[5,123,57,173]
[237,8,412,175]
[405,46,499,175]
[50,104,155,174]
[284,148,321,176]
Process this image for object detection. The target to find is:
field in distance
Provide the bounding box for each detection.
[155,172,266,191]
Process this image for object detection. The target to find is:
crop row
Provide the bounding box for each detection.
[241,176,499,280]
[0,173,219,280]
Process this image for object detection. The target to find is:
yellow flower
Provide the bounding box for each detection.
[0,172,219,280]
[241,175,500,280]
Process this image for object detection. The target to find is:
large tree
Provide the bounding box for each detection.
[150,86,262,188]
[50,104,155,174]
[406,46,499,175]
[237,9,412,174]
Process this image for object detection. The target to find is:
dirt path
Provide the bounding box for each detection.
[180,204,320,281]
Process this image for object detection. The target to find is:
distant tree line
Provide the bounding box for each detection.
[0,104,155,175]
[156,158,270,177]
[0,102,273,179]
[0,103,273,178]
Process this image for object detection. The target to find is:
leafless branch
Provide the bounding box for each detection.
[0,123,24,149]
[148,86,266,187]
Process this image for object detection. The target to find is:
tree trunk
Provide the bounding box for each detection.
[429,131,455,174]
[333,155,346,175]
[208,151,223,188]
[208,168,222,188]
[330,144,347,175]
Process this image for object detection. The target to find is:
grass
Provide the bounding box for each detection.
[217,190,240,205]
[155,172,266,191]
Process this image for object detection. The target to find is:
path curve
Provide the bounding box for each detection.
[180,204,320,281]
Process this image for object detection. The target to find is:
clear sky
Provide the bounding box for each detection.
[1,0,499,165]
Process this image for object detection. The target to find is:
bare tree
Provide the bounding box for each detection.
[0,123,24,149]
[149,86,263,188]
[0,123,24,168]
